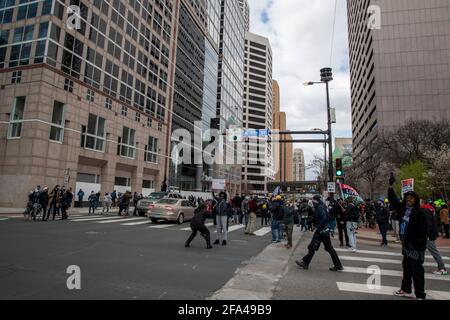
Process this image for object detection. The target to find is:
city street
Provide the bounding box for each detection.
[0,213,271,300]
[1,212,449,300]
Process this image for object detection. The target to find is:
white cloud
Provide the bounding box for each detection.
[248,0,352,180]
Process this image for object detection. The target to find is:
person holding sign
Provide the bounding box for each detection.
[388,173,428,300]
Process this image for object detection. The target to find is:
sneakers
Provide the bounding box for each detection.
[348,247,357,253]
[433,269,448,275]
[295,260,309,270]
[206,244,213,249]
[393,290,415,299]
[184,243,190,248]
[329,266,344,272]
[222,240,227,246]
[213,239,220,245]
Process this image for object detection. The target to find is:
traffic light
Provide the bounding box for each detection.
[335,158,343,177]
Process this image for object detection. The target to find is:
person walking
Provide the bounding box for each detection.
[132,192,142,216]
[77,189,84,208]
[185,202,213,249]
[375,198,390,246]
[298,200,309,231]
[307,200,316,232]
[46,185,60,221]
[88,191,97,215]
[269,195,284,243]
[388,175,428,300]
[421,200,448,275]
[212,191,231,246]
[346,197,360,252]
[232,194,242,225]
[111,190,117,208]
[284,200,295,249]
[102,192,112,214]
[260,200,269,226]
[440,204,449,239]
[241,195,249,227]
[245,196,258,235]
[61,188,71,220]
[39,187,49,221]
[296,195,343,271]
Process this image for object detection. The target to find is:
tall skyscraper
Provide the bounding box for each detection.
[238,0,250,32]
[0,0,177,206]
[272,80,293,183]
[169,0,219,192]
[214,0,246,195]
[241,32,273,194]
[292,148,305,182]
[347,0,450,159]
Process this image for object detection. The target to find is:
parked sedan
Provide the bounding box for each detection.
[148,199,196,224]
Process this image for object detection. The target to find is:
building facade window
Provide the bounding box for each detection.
[114,177,131,187]
[86,89,95,102]
[135,111,140,122]
[119,126,136,159]
[121,105,128,116]
[8,96,26,138]
[145,136,158,163]
[81,113,106,152]
[105,97,112,110]
[64,78,74,92]
[11,70,22,83]
[142,180,154,189]
[49,101,65,142]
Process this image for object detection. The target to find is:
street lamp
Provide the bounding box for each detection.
[304,67,334,199]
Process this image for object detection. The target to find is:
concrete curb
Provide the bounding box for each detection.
[207,227,306,300]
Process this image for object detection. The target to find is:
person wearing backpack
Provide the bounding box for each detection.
[296,195,343,271]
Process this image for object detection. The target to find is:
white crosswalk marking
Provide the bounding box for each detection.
[339,255,448,268]
[335,248,450,261]
[71,216,123,222]
[214,224,245,233]
[148,224,173,229]
[341,266,450,282]
[253,227,271,236]
[97,217,145,224]
[180,223,214,231]
[336,282,450,300]
[121,220,153,226]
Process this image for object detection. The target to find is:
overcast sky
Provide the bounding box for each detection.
[248,0,352,180]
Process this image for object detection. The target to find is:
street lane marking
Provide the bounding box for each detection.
[335,248,450,261]
[71,216,124,222]
[254,227,272,236]
[121,220,153,226]
[148,224,173,229]
[97,217,145,224]
[339,255,448,268]
[213,225,245,233]
[180,223,214,231]
[341,266,450,281]
[336,282,450,300]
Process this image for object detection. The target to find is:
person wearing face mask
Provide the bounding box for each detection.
[212,191,232,246]
[388,174,428,300]
[295,195,343,271]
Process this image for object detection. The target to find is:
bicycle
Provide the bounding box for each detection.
[24,203,43,221]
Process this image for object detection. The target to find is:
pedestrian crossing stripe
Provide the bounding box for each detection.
[214,225,245,233]
[71,216,124,222]
[335,248,450,261]
[253,227,272,236]
[336,282,450,300]
[180,223,214,231]
[148,224,173,229]
[341,266,450,282]
[339,255,448,268]
[122,220,153,226]
[97,217,144,224]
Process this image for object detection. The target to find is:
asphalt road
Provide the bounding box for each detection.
[0,214,272,300]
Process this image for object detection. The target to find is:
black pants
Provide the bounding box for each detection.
[261,215,269,226]
[78,197,83,208]
[337,221,349,246]
[379,223,388,245]
[302,231,342,268]
[41,205,47,220]
[443,224,450,239]
[46,202,59,220]
[186,224,211,247]
[401,255,425,299]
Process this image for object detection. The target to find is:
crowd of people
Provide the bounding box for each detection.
[25,185,74,221]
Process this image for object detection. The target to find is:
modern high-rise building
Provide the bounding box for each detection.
[272,80,293,183]
[241,32,273,194]
[0,0,178,206]
[238,0,250,32]
[214,0,245,195]
[347,0,450,159]
[169,0,220,192]
[292,148,305,182]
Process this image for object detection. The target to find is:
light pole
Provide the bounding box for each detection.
[304,67,334,199]
[312,128,327,188]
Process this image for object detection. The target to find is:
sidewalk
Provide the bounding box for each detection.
[0,206,136,215]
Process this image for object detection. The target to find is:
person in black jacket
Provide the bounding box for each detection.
[39,187,49,221]
[375,198,390,246]
[296,195,343,271]
[185,203,212,249]
[388,176,428,300]
[334,198,349,247]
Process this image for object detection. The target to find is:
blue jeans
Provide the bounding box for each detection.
[271,220,282,242]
